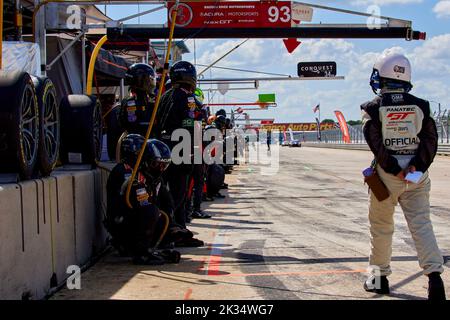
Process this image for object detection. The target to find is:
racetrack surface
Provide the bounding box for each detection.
[53,146,450,300]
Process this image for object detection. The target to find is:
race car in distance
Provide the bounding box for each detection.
[289,140,301,147]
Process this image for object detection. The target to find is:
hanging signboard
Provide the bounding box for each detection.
[291,3,314,26]
[297,61,337,78]
[258,93,276,103]
[168,1,313,28]
[217,82,229,95]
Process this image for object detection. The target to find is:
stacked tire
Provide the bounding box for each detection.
[0,71,103,180]
[32,76,60,176]
[59,95,103,166]
[0,71,59,180]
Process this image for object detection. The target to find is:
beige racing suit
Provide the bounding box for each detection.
[361,90,444,276]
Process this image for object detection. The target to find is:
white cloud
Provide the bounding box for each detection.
[190,33,450,122]
[194,39,266,70]
[433,1,450,18]
[410,34,450,76]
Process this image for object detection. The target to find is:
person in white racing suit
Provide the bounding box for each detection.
[361,52,446,300]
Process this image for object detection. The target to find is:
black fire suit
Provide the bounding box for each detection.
[154,87,196,228]
[119,94,155,136]
[106,163,160,257]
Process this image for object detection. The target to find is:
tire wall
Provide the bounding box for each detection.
[0,167,110,300]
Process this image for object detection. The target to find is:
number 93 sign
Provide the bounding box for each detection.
[168,1,313,28]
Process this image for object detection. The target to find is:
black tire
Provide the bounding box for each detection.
[105,106,123,161]
[32,76,60,176]
[59,94,103,165]
[0,71,39,180]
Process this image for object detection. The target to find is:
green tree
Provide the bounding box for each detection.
[348,120,363,126]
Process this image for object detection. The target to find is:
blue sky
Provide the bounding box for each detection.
[99,1,450,122]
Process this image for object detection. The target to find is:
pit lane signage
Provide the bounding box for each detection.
[168,1,313,28]
[261,123,336,131]
[297,62,337,78]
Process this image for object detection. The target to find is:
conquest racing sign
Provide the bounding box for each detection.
[168,1,313,28]
[298,62,337,78]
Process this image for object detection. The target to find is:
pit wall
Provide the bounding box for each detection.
[0,166,111,300]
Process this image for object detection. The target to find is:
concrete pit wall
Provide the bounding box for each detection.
[0,167,111,300]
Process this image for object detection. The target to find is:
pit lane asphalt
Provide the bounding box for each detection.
[53,146,450,300]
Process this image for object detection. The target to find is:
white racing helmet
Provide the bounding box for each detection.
[370,52,413,94]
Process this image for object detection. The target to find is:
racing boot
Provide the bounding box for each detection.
[132,252,165,265]
[170,226,194,240]
[202,194,214,202]
[185,204,193,224]
[159,249,181,264]
[110,239,131,257]
[215,192,226,198]
[174,237,205,248]
[428,272,446,301]
[192,209,212,219]
[364,275,390,295]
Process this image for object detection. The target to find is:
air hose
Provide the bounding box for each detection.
[153,209,170,251]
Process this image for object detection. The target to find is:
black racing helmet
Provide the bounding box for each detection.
[125,63,156,95]
[214,115,227,130]
[215,109,227,117]
[120,134,146,166]
[169,61,197,89]
[142,139,172,179]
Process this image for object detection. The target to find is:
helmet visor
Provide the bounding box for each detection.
[150,160,171,172]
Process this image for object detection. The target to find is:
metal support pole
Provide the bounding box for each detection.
[198,39,249,77]
[439,103,443,144]
[16,0,22,40]
[445,110,450,144]
[120,78,125,101]
[447,112,450,143]
[0,0,3,70]
[81,33,86,94]
[35,0,46,76]
[47,31,84,70]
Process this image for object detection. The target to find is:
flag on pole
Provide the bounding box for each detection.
[236,107,244,114]
[315,117,322,141]
[313,104,320,113]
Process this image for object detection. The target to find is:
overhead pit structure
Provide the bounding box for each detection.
[23,0,427,92]
[108,25,425,41]
[104,0,426,41]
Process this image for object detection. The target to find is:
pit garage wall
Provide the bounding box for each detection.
[0,167,111,300]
